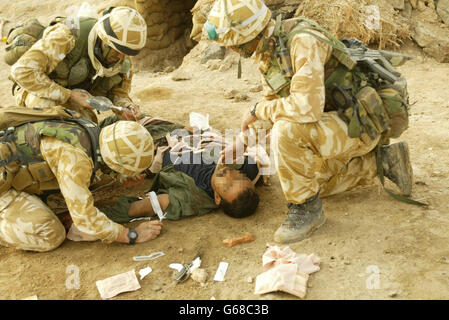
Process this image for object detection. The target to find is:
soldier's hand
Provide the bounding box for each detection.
[68,89,95,111]
[122,104,142,121]
[123,173,146,188]
[241,108,257,132]
[135,220,163,243]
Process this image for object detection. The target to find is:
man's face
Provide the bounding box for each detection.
[212,165,254,205]
[228,36,260,58]
[101,41,125,65]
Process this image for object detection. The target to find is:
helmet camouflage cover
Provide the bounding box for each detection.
[88,6,147,77]
[205,0,272,46]
[100,121,154,177]
[96,6,147,56]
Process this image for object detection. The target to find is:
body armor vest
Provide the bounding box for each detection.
[0,118,101,195]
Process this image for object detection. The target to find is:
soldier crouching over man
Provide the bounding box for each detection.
[0,119,161,252]
[7,6,146,122]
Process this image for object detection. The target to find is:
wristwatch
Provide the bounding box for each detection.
[250,103,258,117]
[127,228,138,245]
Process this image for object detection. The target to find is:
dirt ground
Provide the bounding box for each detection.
[1,1,449,300]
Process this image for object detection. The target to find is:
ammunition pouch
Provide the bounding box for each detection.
[0,141,19,194]
[1,139,59,194]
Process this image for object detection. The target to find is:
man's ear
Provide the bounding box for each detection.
[214,192,222,206]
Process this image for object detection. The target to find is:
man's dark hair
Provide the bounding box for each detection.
[220,188,260,218]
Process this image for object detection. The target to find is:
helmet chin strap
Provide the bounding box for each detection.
[93,38,121,69]
[88,22,124,79]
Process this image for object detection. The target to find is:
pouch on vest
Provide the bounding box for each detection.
[265,61,291,96]
[68,57,90,87]
[11,166,35,191]
[357,86,390,134]
[4,19,45,66]
[27,162,59,191]
[344,90,383,141]
[378,87,409,139]
[0,141,19,193]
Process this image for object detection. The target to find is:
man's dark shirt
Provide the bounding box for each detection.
[162,149,259,198]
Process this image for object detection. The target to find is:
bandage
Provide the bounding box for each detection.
[147,191,167,221]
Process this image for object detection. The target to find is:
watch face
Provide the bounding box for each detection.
[128,229,138,244]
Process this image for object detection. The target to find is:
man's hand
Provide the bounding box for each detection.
[122,173,146,188]
[68,89,95,111]
[135,220,163,243]
[241,107,257,132]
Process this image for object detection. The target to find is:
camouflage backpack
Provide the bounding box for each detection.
[3,19,46,66]
[264,16,412,144]
[0,106,101,195]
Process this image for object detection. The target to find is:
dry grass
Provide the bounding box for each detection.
[295,0,412,49]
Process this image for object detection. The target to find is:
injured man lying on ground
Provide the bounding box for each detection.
[59,115,269,240]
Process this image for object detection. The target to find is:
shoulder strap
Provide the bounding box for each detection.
[65,17,97,67]
[68,117,102,174]
[282,16,346,52]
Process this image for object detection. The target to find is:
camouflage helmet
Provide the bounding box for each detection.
[96,6,147,56]
[205,0,272,46]
[99,121,154,177]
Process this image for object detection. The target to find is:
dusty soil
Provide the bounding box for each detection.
[1,1,449,300]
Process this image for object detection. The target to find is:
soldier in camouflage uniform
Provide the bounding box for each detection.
[204,0,414,243]
[9,6,147,122]
[0,119,160,252]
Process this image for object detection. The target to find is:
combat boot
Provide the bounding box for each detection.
[381,142,413,196]
[274,194,326,244]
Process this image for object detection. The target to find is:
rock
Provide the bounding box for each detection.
[423,43,449,63]
[201,41,226,64]
[205,59,222,71]
[401,2,413,17]
[437,0,449,25]
[391,0,405,10]
[171,72,191,81]
[388,291,398,298]
[224,89,238,99]
[418,0,427,11]
[249,85,263,93]
[164,66,175,73]
[234,93,249,102]
[413,21,437,47]
[191,268,208,284]
[247,276,253,283]
[412,21,449,62]
[440,256,449,264]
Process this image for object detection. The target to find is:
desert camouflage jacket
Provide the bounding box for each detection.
[255,20,333,124]
[40,136,123,243]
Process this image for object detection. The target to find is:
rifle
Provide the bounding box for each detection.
[333,39,413,84]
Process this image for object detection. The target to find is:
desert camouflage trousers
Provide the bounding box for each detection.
[271,111,380,205]
[0,188,66,252]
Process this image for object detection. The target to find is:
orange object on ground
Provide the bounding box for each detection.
[223,233,254,247]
